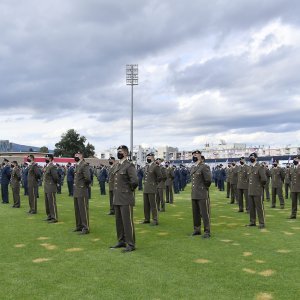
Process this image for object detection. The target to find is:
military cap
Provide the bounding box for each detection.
[109,156,115,160]
[249,152,258,158]
[146,153,155,157]
[293,155,300,160]
[155,158,162,161]
[117,145,129,152]
[240,156,245,160]
[192,150,201,155]
[45,154,54,159]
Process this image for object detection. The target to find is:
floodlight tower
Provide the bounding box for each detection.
[126,64,138,161]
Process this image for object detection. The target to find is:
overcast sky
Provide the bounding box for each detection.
[1,0,300,153]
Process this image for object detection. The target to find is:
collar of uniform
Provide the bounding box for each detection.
[119,158,127,165]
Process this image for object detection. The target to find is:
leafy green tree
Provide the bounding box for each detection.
[54,129,95,157]
[40,146,49,153]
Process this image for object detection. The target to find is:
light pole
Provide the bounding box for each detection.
[126,64,138,161]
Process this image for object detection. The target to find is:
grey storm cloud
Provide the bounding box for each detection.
[1,0,300,149]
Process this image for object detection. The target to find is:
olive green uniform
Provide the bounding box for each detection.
[11,166,21,208]
[156,166,167,211]
[262,168,271,201]
[191,162,212,234]
[143,163,162,224]
[73,160,91,232]
[230,165,238,204]
[289,165,300,218]
[27,163,40,213]
[248,163,267,225]
[226,167,232,198]
[165,167,174,203]
[112,160,138,248]
[108,164,117,214]
[44,162,59,221]
[271,167,285,208]
[237,164,249,212]
[284,169,291,199]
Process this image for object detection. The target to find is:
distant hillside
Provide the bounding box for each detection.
[11,143,41,152]
[0,140,53,153]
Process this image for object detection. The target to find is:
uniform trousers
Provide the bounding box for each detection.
[226,182,231,198]
[192,198,210,233]
[67,181,73,196]
[166,185,174,203]
[99,181,106,195]
[156,188,165,211]
[271,187,284,207]
[291,192,300,217]
[1,184,9,203]
[230,183,238,203]
[74,195,89,231]
[28,185,38,213]
[45,192,58,220]
[238,188,249,211]
[285,183,290,199]
[12,186,20,207]
[248,195,265,225]
[143,193,158,223]
[109,190,115,214]
[115,205,135,247]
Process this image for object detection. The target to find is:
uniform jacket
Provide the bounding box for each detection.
[284,168,291,184]
[1,165,11,185]
[73,160,91,198]
[67,166,75,182]
[143,162,162,193]
[271,167,285,188]
[248,163,267,196]
[231,166,238,185]
[265,168,271,184]
[226,167,232,183]
[44,162,59,193]
[237,164,249,190]
[191,162,212,200]
[157,166,167,189]
[108,164,117,191]
[27,163,40,187]
[289,165,300,193]
[98,168,108,182]
[165,167,175,186]
[10,167,21,188]
[112,160,138,206]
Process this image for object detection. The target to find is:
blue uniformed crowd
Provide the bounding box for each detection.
[1,150,300,252]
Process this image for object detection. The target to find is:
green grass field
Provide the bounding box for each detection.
[1,183,299,300]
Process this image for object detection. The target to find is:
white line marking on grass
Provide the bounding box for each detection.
[194,259,211,264]
[40,243,57,250]
[276,249,291,253]
[255,292,273,300]
[243,268,256,274]
[32,258,52,263]
[258,269,276,277]
[65,248,83,252]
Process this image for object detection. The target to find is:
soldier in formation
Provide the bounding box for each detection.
[190,150,212,238]
[43,154,59,223]
[110,145,138,252]
[10,161,21,208]
[141,153,162,226]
